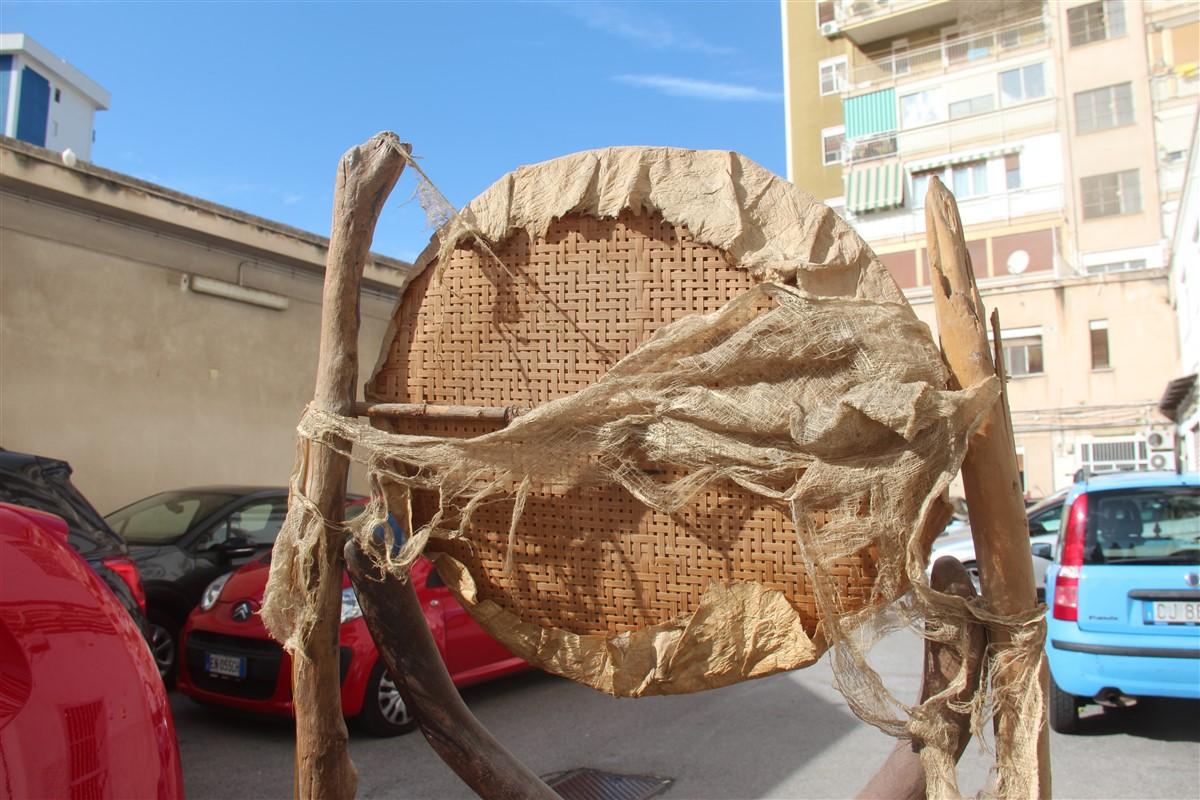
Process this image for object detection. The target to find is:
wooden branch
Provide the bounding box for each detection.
[344,541,560,800]
[856,557,986,800]
[924,176,1051,799]
[352,401,529,422]
[291,133,408,800]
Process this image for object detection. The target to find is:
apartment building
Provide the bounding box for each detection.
[0,33,109,160]
[782,0,1198,495]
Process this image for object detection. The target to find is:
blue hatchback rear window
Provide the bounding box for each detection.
[1082,487,1200,565]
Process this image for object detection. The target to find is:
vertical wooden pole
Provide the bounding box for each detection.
[855,557,986,800]
[924,176,1051,799]
[292,133,408,800]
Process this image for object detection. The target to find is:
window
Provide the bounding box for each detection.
[1002,333,1043,376]
[227,499,289,546]
[106,490,239,544]
[1068,0,1127,47]
[948,94,994,119]
[822,126,845,166]
[819,57,847,96]
[1081,169,1140,219]
[1089,320,1110,369]
[1005,154,1022,190]
[951,161,988,199]
[1085,258,1146,274]
[900,88,944,128]
[1076,487,1200,566]
[1075,82,1134,134]
[816,0,835,25]
[1000,63,1046,106]
[912,170,940,209]
[54,87,61,103]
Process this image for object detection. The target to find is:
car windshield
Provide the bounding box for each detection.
[1083,487,1200,565]
[106,491,238,544]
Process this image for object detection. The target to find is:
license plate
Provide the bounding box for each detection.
[205,652,247,678]
[1143,601,1200,625]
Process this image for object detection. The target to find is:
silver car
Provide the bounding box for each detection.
[929,489,1067,600]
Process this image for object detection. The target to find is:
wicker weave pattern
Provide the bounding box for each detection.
[372,210,879,636]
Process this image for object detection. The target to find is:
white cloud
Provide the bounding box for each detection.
[615,74,780,102]
[282,193,304,206]
[563,3,736,56]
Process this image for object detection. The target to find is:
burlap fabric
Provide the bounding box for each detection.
[261,147,1043,799]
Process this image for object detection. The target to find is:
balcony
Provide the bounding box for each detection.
[841,98,1058,168]
[843,183,1066,242]
[833,0,958,45]
[846,15,1050,91]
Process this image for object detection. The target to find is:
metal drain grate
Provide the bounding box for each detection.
[543,768,673,800]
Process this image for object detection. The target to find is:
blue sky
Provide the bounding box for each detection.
[5,1,786,262]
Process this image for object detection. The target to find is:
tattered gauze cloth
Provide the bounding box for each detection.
[261,147,1045,800]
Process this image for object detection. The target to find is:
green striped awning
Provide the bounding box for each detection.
[846,163,904,215]
[844,89,897,140]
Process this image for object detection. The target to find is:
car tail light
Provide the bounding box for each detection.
[1052,493,1087,622]
[102,555,147,615]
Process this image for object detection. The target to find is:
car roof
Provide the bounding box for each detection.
[156,486,286,497]
[0,448,71,473]
[1065,471,1199,504]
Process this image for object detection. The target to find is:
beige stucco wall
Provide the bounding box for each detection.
[782,0,848,200]
[909,270,1178,493]
[0,146,408,513]
[1057,0,1165,255]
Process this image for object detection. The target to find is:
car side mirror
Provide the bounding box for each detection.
[1028,522,1048,537]
[216,535,257,561]
[1030,542,1053,561]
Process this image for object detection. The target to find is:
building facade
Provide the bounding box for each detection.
[0,34,109,161]
[782,0,1197,494]
[1160,112,1199,471]
[0,137,411,512]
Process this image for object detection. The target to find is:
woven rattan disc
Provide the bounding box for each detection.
[357,147,972,696]
[369,208,879,637]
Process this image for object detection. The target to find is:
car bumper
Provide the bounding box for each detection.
[177,612,378,718]
[1046,619,1200,700]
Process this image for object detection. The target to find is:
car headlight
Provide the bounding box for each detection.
[200,573,232,611]
[340,587,363,624]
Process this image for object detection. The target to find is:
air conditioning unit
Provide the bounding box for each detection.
[1149,451,1176,471]
[820,20,841,37]
[1146,429,1175,451]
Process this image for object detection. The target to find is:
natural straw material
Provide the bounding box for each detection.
[262,147,1034,798]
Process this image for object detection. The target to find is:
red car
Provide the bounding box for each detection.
[177,551,529,735]
[0,502,184,798]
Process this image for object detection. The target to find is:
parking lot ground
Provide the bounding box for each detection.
[173,629,1200,799]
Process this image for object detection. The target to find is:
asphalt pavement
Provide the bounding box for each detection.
[172,629,1200,799]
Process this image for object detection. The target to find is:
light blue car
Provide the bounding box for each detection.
[1045,471,1200,733]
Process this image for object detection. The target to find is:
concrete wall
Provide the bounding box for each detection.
[0,139,409,512]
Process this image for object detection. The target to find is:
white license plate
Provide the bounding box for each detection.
[1143,601,1200,625]
[206,652,247,678]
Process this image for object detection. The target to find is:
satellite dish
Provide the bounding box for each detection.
[61,148,77,168]
[1007,249,1030,274]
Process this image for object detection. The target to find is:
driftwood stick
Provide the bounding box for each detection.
[291,133,408,800]
[924,176,1051,799]
[345,542,560,800]
[352,401,529,422]
[856,557,986,800]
